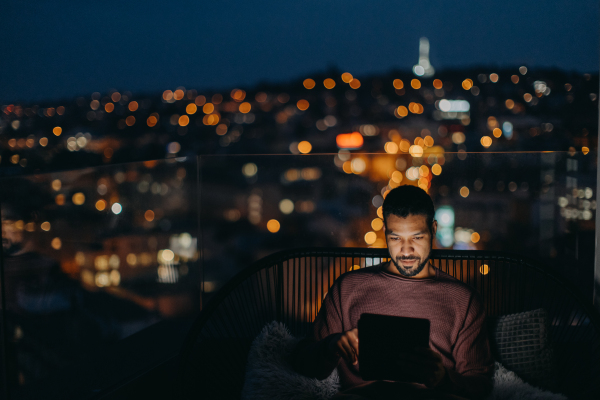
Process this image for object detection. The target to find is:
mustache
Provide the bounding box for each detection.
[397,256,420,261]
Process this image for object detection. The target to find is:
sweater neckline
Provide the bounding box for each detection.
[377,262,439,282]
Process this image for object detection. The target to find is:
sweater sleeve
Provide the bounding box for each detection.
[290,281,343,380]
[438,292,494,400]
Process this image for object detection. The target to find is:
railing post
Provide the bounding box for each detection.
[275,262,283,322]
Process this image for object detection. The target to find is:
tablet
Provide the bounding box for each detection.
[358,313,430,381]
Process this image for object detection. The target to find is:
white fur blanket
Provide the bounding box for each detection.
[242,321,567,400]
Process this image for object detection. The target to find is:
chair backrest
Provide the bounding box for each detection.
[178,248,600,400]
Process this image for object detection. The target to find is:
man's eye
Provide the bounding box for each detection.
[414,236,423,240]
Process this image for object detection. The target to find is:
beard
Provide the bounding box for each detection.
[391,246,432,277]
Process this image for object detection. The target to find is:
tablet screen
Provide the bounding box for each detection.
[358,313,430,381]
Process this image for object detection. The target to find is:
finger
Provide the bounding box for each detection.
[345,332,359,357]
[337,338,354,363]
[347,329,359,344]
[340,339,358,364]
[335,342,352,364]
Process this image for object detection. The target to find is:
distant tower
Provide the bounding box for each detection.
[413,37,435,78]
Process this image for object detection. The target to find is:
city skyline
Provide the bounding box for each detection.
[0,0,597,103]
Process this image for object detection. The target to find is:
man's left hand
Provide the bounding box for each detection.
[395,347,446,388]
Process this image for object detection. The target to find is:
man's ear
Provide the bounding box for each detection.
[431,220,438,236]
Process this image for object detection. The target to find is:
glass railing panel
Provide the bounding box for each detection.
[0,150,596,398]
[0,157,200,399]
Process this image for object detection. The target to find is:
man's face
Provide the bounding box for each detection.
[384,213,437,278]
[1,218,24,256]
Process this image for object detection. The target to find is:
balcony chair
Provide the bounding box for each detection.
[177,248,600,400]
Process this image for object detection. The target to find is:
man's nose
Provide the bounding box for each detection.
[400,240,415,255]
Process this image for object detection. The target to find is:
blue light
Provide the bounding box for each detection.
[435,206,455,248]
[502,121,513,139]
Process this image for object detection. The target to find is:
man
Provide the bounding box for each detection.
[292,186,493,400]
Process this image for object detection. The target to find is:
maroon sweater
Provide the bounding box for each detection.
[292,263,494,399]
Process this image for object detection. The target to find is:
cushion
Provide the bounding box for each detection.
[488,308,556,390]
[488,362,566,400]
[241,321,340,400]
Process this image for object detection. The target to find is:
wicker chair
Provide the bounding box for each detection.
[178,248,600,399]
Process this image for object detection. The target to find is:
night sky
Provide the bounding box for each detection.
[1,0,597,103]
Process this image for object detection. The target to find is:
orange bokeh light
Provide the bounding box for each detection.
[336,132,364,149]
[297,99,309,111]
[239,102,251,113]
[303,79,315,89]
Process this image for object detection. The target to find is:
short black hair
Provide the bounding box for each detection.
[382,185,435,232]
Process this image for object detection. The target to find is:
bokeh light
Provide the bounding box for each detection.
[324,79,336,89]
[480,136,492,147]
[279,199,294,214]
[393,79,404,89]
[349,79,361,89]
[242,163,258,177]
[297,99,309,111]
[384,142,399,154]
[267,219,281,233]
[186,104,197,114]
[298,141,312,154]
[409,145,424,157]
[364,231,377,245]
[371,218,384,231]
[72,192,85,205]
[178,115,190,126]
[95,199,106,211]
[239,102,251,113]
[303,79,316,89]
[51,237,62,250]
[397,106,408,117]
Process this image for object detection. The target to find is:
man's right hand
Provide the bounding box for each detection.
[327,328,359,365]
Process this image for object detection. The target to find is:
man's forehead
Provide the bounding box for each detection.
[385,213,428,223]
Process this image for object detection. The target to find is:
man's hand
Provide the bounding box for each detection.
[327,328,359,365]
[395,347,446,388]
